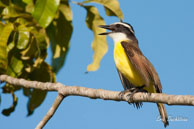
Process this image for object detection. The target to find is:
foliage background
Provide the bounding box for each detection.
[1,0,194,129]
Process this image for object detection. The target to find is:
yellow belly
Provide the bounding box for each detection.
[114,41,156,93]
[114,41,145,86]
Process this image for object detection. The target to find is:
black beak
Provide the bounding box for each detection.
[98,25,112,35]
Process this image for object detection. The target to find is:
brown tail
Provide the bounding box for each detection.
[157,103,169,127]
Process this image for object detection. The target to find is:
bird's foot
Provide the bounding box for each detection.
[119,86,147,109]
[119,88,136,99]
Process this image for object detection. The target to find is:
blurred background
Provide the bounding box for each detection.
[1,0,194,128]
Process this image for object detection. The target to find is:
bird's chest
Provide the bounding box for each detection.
[113,42,144,86]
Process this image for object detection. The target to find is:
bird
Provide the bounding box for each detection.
[99,21,169,127]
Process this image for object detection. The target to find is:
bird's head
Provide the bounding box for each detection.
[99,22,136,43]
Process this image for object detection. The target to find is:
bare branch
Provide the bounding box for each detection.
[1,74,194,129]
[0,74,194,106]
[35,94,65,129]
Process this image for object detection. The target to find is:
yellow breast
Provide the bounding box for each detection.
[114,41,145,86]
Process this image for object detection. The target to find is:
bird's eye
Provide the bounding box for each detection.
[116,24,121,27]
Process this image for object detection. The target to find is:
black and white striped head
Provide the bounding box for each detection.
[99,22,136,43]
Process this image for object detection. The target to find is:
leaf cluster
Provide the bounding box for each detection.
[0,0,123,116]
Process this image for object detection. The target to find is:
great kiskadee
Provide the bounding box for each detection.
[99,22,169,127]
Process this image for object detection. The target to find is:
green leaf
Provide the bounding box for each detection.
[22,0,32,4]
[2,6,20,18]
[20,26,48,62]
[47,1,73,73]
[104,6,116,17]
[12,0,26,8]
[17,25,30,49]
[2,84,18,93]
[83,6,108,71]
[0,0,10,6]
[0,22,14,74]
[0,1,6,14]
[6,56,24,77]
[31,27,49,50]
[23,88,31,97]
[83,0,123,19]
[2,93,18,116]
[25,1,34,13]
[20,37,37,60]
[32,0,60,28]
[7,40,15,52]
[27,62,56,115]
[22,27,48,61]
[27,89,47,116]
[15,17,32,26]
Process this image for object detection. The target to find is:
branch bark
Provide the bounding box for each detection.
[35,94,65,129]
[1,74,194,129]
[0,74,194,105]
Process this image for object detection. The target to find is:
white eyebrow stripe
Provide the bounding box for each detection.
[113,22,134,34]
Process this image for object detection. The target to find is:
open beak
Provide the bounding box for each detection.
[98,25,113,35]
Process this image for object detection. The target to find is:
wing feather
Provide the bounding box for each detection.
[121,41,162,92]
[117,69,134,90]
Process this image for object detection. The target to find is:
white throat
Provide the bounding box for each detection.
[108,32,130,43]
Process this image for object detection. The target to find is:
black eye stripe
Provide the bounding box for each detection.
[120,22,135,33]
[116,25,134,34]
[113,24,134,33]
[124,26,133,33]
[116,24,121,27]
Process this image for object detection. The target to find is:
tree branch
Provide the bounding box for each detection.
[0,74,194,106]
[35,94,65,129]
[1,74,194,129]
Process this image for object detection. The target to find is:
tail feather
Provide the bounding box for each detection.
[157,103,169,127]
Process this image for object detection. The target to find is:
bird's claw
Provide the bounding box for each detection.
[119,86,147,109]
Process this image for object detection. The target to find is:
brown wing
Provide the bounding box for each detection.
[117,69,143,109]
[121,41,162,93]
[117,68,134,90]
